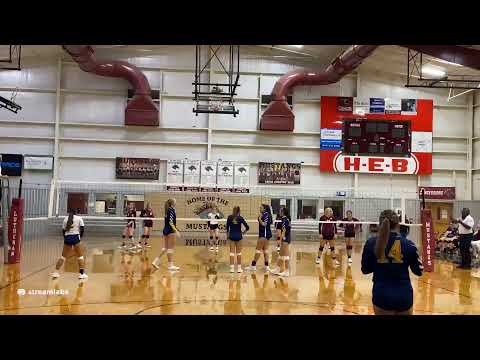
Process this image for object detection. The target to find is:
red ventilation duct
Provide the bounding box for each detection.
[260,45,379,131]
[63,45,159,126]
[261,45,480,131]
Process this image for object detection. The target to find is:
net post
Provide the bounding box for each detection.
[47,179,56,218]
[55,182,60,217]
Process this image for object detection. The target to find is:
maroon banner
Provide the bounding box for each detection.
[7,198,24,264]
[420,208,434,272]
[418,186,455,200]
[166,185,183,192]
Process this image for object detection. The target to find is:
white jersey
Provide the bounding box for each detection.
[207,212,220,225]
[63,215,85,236]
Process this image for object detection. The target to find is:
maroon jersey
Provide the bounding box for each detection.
[126,209,136,226]
[319,215,337,237]
[141,209,154,218]
[341,217,359,235]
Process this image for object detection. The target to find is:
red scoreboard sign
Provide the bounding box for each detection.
[320,96,433,175]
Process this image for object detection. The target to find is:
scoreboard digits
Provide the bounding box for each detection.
[342,119,411,157]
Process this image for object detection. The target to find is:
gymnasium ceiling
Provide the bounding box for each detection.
[2,44,480,80]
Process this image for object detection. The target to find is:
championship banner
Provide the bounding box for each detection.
[116,157,159,180]
[167,160,184,191]
[258,162,301,185]
[217,161,234,192]
[421,208,435,272]
[200,160,217,192]
[418,186,455,200]
[183,160,201,192]
[234,162,250,193]
[7,198,24,264]
[23,156,53,170]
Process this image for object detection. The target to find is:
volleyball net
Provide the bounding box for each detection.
[18,179,425,244]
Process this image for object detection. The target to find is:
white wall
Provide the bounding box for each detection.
[0,46,475,201]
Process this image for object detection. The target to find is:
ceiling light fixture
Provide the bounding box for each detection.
[289,45,304,49]
[422,66,446,78]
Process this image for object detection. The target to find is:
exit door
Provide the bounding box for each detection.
[324,200,344,219]
[67,193,88,215]
[426,202,453,236]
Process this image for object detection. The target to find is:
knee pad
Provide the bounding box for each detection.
[256,250,262,254]
[319,246,324,252]
[330,246,335,252]
[215,236,219,240]
[346,245,353,250]
[166,249,174,254]
[78,256,84,261]
[141,235,145,239]
[146,235,150,239]
[236,253,242,256]
[209,236,213,240]
[230,252,235,257]
[129,236,133,240]
[277,237,280,241]
[122,235,126,239]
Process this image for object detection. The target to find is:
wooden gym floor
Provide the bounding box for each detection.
[1,234,479,315]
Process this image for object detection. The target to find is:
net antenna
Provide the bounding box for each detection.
[193,45,240,117]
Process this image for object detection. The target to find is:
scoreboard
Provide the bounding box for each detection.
[320,96,433,175]
[342,119,411,157]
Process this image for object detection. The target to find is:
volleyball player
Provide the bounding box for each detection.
[317,208,340,266]
[341,210,360,265]
[119,202,138,250]
[245,204,273,272]
[152,198,181,271]
[226,206,249,273]
[207,210,221,252]
[140,203,154,248]
[52,209,88,280]
[270,207,291,277]
[361,209,423,315]
[275,213,282,253]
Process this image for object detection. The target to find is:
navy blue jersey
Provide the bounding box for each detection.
[163,207,177,235]
[281,216,291,241]
[275,214,283,230]
[258,211,272,238]
[226,215,249,241]
[361,231,423,311]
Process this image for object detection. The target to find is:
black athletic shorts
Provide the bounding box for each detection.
[344,232,355,238]
[322,234,334,241]
[143,220,153,228]
[209,224,219,230]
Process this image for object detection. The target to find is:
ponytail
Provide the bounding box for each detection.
[375,209,399,259]
[164,198,175,214]
[66,210,75,231]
